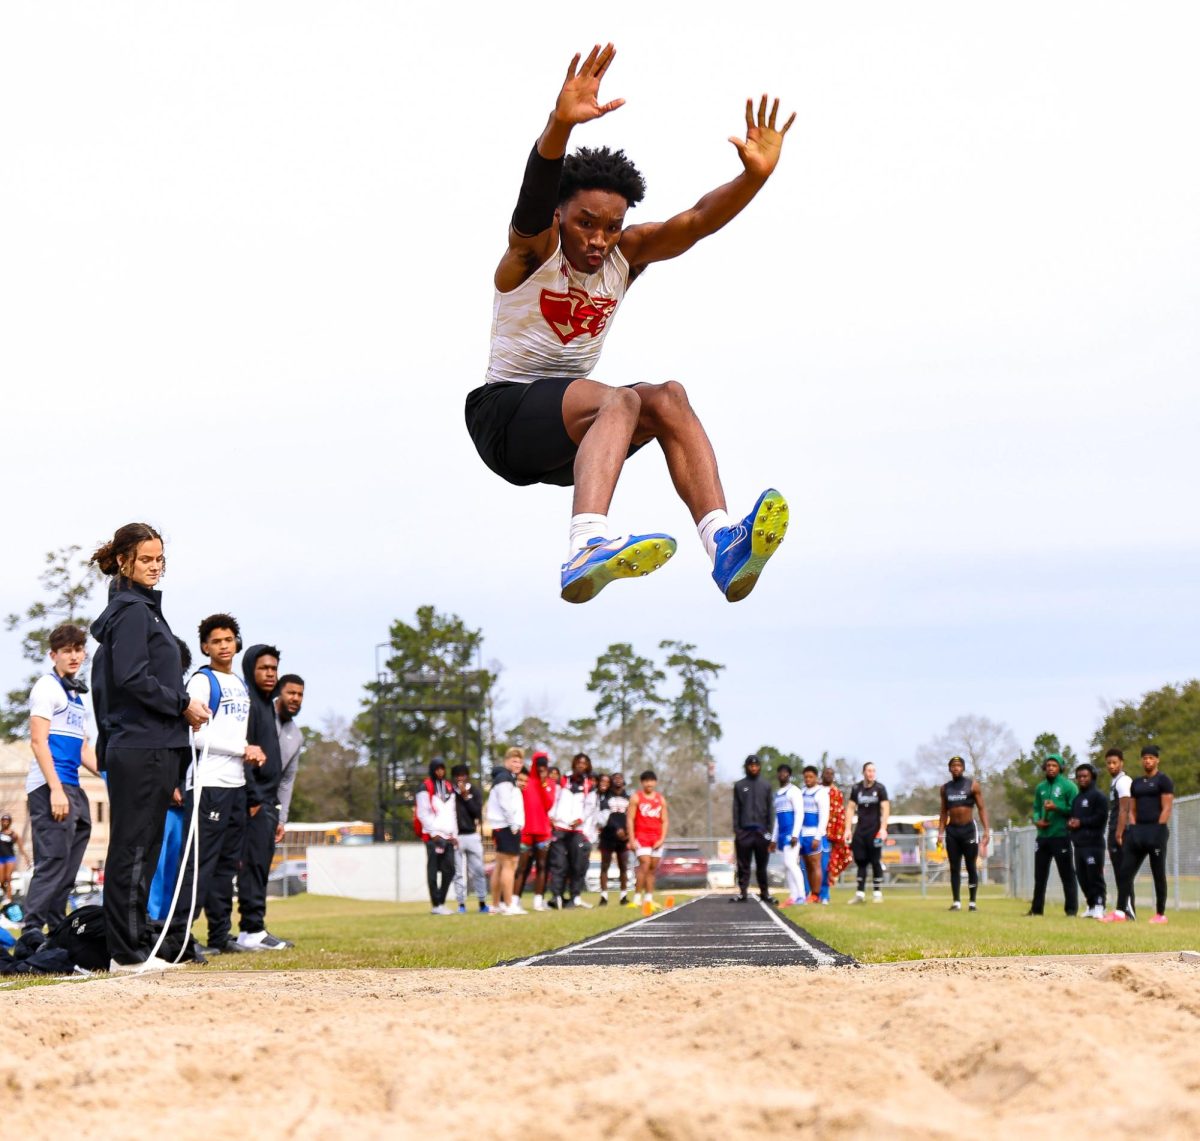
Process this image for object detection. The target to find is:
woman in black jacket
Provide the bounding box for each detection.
[90,522,210,972]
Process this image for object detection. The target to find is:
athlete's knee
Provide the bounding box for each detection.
[637,379,693,428]
[600,384,642,421]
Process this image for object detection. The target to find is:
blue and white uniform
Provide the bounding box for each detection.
[25,674,89,793]
[772,782,806,902]
[23,672,93,934]
[799,783,830,857]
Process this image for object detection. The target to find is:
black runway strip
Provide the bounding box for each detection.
[502,894,856,970]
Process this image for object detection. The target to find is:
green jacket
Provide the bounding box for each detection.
[1033,775,1078,838]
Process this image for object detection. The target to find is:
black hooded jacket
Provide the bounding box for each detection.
[1069,783,1109,846]
[732,768,774,834]
[243,644,284,809]
[90,580,190,763]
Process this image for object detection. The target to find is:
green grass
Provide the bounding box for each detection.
[794,887,1200,962]
[196,893,638,970]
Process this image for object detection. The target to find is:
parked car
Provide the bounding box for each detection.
[267,859,307,897]
[654,846,708,890]
[707,859,736,890]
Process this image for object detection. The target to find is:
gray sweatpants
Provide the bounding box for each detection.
[454,831,487,904]
[24,783,92,933]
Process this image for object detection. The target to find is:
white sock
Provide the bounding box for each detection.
[600,890,608,900]
[634,892,643,905]
[569,513,609,556]
[645,892,653,903]
[533,894,544,905]
[697,509,732,563]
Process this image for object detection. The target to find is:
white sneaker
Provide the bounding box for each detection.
[532,896,547,912]
[873,890,883,903]
[234,929,294,951]
[109,956,181,974]
[848,892,865,905]
[431,905,453,916]
[505,902,528,916]
[949,901,962,911]
[574,897,593,909]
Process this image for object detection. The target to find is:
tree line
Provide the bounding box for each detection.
[4,548,1197,832]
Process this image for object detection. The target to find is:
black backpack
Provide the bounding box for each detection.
[46,905,109,971]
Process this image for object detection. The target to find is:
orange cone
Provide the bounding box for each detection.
[665,895,675,909]
[642,900,653,916]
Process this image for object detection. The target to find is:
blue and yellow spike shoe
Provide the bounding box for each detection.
[712,489,789,602]
[560,533,677,604]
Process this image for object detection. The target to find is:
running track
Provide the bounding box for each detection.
[505,894,855,969]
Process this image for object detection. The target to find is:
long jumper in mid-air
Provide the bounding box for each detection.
[464,43,795,604]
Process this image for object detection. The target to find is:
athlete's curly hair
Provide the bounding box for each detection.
[558,146,646,208]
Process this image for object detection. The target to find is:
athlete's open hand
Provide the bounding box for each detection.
[554,43,624,126]
[729,95,795,180]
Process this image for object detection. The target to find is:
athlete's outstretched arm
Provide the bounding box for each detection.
[620,95,795,272]
[494,44,625,292]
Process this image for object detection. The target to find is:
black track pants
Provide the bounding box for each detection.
[1031,835,1078,916]
[735,829,770,896]
[547,830,591,900]
[238,803,279,932]
[103,746,187,965]
[851,833,884,892]
[1117,824,1169,916]
[1072,842,1106,909]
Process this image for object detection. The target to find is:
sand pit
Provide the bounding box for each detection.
[5,957,1200,1138]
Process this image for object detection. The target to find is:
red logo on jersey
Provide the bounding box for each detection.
[540,287,617,345]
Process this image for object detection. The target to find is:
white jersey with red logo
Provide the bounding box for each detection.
[485,243,631,384]
[633,790,666,848]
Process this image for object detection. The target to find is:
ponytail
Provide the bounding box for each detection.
[91,522,165,579]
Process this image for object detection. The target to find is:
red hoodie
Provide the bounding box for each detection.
[522,774,555,836]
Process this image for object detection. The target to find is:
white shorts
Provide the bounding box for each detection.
[635,845,663,859]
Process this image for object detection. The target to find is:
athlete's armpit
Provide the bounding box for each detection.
[495,226,558,293]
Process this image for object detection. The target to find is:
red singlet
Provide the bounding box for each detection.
[633,791,665,848]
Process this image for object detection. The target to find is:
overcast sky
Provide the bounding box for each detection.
[2,2,1196,786]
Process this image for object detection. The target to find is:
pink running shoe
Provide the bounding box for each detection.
[1099,910,1128,923]
[1149,914,1168,925]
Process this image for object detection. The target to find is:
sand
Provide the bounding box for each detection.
[4,956,1200,1138]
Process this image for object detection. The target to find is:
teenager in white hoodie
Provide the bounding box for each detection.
[547,752,598,908]
[485,747,526,915]
[416,759,459,915]
[181,614,265,954]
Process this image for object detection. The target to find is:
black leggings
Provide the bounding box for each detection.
[1117,824,1169,916]
[944,823,979,903]
[851,834,883,891]
[1072,842,1106,909]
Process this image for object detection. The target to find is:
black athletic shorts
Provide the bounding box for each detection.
[494,827,521,856]
[464,378,648,488]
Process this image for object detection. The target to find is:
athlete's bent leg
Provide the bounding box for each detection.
[563,380,643,516]
[630,381,725,522]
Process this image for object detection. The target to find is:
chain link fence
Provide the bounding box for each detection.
[669,832,1012,894]
[1005,792,1200,910]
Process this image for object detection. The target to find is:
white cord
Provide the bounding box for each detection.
[137,732,207,972]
